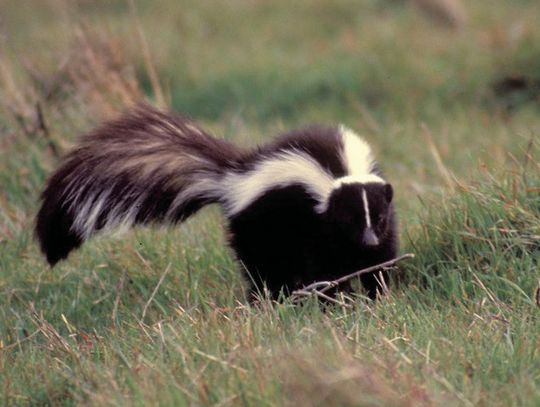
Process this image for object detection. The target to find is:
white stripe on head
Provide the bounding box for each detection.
[333,174,385,188]
[339,125,377,176]
[222,150,334,216]
[361,188,371,228]
[316,126,385,213]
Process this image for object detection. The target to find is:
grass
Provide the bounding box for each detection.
[1,0,540,405]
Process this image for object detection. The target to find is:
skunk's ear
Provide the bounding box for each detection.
[384,184,393,203]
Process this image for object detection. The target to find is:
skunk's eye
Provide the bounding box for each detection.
[377,214,386,223]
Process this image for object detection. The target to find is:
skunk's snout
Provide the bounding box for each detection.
[362,228,379,247]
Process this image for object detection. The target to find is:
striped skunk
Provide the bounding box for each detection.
[36,105,398,300]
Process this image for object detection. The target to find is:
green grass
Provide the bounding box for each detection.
[1,0,540,405]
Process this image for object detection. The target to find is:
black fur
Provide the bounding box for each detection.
[36,105,398,301]
[229,182,397,300]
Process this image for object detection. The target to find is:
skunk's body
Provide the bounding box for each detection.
[36,105,398,300]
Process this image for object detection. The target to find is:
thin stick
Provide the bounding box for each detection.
[318,253,414,294]
[291,253,415,301]
[299,281,334,291]
[35,103,60,158]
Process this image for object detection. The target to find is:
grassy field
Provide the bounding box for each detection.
[1,0,539,405]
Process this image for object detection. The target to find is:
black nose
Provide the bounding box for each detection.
[362,228,379,247]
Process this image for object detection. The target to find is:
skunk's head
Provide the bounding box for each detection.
[323,177,393,248]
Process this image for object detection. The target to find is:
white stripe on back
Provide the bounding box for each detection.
[222,127,385,217]
[222,150,334,216]
[333,174,385,188]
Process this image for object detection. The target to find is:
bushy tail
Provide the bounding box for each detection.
[36,104,243,265]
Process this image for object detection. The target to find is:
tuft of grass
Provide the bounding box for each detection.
[405,145,540,304]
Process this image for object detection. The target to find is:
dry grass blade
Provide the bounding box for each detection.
[0,329,40,352]
[28,303,75,356]
[127,0,167,109]
[421,123,456,191]
[141,263,172,322]
[111,269,127,326]
[294,289,353,308]
[66,25,143,117]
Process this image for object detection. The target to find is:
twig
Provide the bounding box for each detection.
[34,102,49,137]
[291,253,415,302]
[298,281,334,291]
[319,253,415,294]
[35,102,60,158]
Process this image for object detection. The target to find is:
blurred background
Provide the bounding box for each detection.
[1,1,539,218]
[2,1,539,191]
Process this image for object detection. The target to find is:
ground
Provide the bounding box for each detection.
[0,0,539,405]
